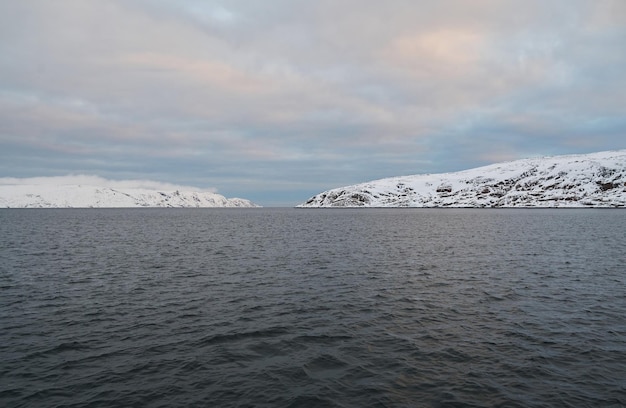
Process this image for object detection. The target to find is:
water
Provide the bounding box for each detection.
[1,208,625,407]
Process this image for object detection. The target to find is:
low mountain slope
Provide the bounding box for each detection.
[0,184,258,208]
[298,150,626,208]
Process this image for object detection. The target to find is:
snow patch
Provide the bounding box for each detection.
[0,177,259,208]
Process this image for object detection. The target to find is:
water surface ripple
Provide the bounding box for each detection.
[1,208,625,407]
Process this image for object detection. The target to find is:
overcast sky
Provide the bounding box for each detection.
[1,1,624,206]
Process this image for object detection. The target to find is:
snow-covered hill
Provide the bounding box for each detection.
[298,150,626,208]
[0,181,258,208]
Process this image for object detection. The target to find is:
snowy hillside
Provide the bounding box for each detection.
[298,150,626,208]
[0,182,258,208]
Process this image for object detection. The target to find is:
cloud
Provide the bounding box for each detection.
[0,175,215,192]
[0,0,624,205]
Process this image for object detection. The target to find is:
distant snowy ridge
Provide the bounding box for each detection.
[0,184,258,208]
[298,150,626,208]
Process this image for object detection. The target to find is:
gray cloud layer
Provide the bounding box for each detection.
[1,0,624,205]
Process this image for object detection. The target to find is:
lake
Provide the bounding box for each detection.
[1,208,624,407]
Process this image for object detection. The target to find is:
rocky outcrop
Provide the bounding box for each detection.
[298,150,626,208]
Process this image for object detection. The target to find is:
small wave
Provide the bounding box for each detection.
[193,326,291,347]
[302,354,350,381]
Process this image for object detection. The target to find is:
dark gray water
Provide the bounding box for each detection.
[1,208,625,407]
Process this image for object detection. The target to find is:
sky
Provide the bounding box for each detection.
[1,1,625,206]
